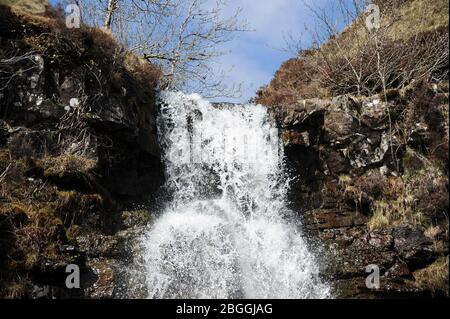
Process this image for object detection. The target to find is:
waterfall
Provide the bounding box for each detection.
[141,92,330,299]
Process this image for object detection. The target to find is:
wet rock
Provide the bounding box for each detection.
[333,277,375,299]
[29,284,50,299]
[84,259,117,299]
[31,259,78,287]
[342,237,396,276]
[367,229,393,250]
[324,149,350,175]
[281,130,310,146]
[77,235,124,259]
[324,224,442,298]
[271,83,448,298]
[384,260,411,280]
[392,224,437,270]
[308,209,366,230]
[121,209,152,229]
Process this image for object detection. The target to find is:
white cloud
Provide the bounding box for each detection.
[207,0,316,102]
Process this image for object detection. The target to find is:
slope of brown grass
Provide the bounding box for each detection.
[256,0,449,106]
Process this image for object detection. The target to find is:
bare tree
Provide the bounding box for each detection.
[68,0,246,98]
[104,0,117,30]
[285,0,449,173]
[294,0,448,97]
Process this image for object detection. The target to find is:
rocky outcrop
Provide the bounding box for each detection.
[270,83,449,298]
[0,6,163,298]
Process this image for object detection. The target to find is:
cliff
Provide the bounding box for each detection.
[263,0,449,298]
[269,84,448,298]
[0,5,163,298]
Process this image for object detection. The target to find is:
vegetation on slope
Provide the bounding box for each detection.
[0,3,161,297]
[255,0,449,105]
[0,0,47,14]
[258,0,449,297]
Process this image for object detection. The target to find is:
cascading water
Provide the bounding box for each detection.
[141,92,330,299]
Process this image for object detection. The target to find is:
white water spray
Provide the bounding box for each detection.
[142,92,330,299]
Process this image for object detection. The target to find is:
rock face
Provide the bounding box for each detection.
[269,83,449,298]
[0,6,162,298]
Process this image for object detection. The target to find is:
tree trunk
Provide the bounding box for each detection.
[104,0,118,30]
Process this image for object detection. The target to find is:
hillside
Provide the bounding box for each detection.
[256,0,449,105]
[0,0,47,14]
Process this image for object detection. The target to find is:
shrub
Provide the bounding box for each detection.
[255,0,449,106]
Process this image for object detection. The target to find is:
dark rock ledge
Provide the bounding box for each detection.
[0,6,163,298]
[270,84,449,298]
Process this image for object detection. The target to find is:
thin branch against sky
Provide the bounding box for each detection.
[49,0,355,103]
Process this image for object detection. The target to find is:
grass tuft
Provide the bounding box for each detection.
[413,256,449,297]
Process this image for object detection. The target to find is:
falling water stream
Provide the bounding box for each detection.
[141,92,330,299]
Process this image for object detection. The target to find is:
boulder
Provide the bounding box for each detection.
[392,224,437,270]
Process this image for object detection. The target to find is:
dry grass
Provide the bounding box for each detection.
[333,165,446,232]
[0,148,105,297]
[368,192,423,230]
[56,190,103,227]
[124,53,162,88]
[256,0,449,106]
[388,0,449,41]
[367,164,447,231]
[42,154,97,176]
[413,256,449,297]
[0,0,47,15]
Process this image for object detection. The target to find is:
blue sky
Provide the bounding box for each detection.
[49,0,349,103]
[211,0,322,102]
